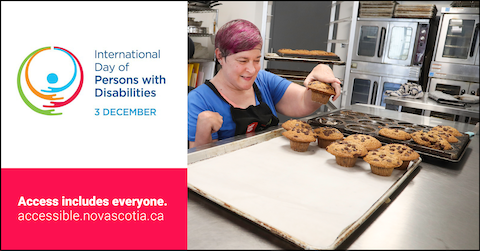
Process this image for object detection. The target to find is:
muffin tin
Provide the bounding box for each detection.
[307,109,471,162]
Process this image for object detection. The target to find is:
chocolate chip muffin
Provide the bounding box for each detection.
[430,125,463,137]
[428,130,459,143]
[363,149,403,176]
[326,140,368,167]
[282,125,316,152]
[410,131,452,150]
[344,134,382,151]
[314,127,344,148]
[282,119,312,131]
[378,127,412,141]
[379,144,420,170]
[307,81,336,104]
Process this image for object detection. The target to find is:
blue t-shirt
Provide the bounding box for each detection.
[188,70,291,142]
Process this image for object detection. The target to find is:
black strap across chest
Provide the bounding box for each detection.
[205,80,263,106]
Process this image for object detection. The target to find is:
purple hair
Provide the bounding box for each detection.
[215,19,263,58]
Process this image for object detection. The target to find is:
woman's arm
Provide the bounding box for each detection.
[275,64,342,117]
[189,111,223,148]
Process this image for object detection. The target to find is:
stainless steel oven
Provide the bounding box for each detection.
[428,7,479,83]
[347,70,412,111]
[352,18,433,66]
[347,17,437,108]
[429,78,478,96]
[426,7,479,124]
[434,8,479,65]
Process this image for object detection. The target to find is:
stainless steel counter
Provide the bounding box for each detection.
[188,105,479,250]
[384,93,479,118]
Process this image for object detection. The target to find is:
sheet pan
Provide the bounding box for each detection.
[188,129,421,250]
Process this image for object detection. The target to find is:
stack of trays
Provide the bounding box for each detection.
[359,1,397,18]
[394,4,437,19]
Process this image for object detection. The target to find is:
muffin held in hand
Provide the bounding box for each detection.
[314,127,344,148]
[344,134,382,151]
[430,125,463,137]
[363,149,403,176]
[282,119,312,131]
[410,131,452,150]
[379,144,420,170]
[307,81,336,104]
[326,140,368,167]
[378,127,412,141]
[282,125,316,152]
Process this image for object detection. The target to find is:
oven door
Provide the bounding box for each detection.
[428,77,471,95]
[378,76,411,109]
[352,20,389,64]
[383,21,419,66]
[435,14,479,65]
[347,72,381,106]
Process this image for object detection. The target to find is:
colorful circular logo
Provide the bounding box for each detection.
[17,46,84,115]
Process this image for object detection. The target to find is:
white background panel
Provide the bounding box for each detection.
[1,1,187,168]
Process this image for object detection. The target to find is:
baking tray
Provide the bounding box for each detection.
[277,51,341,61]
[307,109,471,162]
[264,53,345,65]
[188,129,421,250]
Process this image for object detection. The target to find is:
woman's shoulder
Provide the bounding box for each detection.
[256,70,274,80]
[256,70,281,84]
[188,83,215,104]
[189,82,212,95]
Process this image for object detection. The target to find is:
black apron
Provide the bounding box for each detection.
[206,80,279,136]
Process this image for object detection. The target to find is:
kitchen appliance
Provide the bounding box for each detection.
[432,8,479,66]
[348,68,413,111]
[352,18,433,66]
[426,7,479,123]
[429,78,479,96]
[346,17,437,109]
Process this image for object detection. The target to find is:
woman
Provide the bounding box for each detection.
[188,19,341,148]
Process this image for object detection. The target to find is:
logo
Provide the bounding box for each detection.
[17,46,84,115]
[246,122,258,133]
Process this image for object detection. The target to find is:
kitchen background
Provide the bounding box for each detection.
[188,1,478,124]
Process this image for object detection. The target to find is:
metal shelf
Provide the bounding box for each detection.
[189,59,214,63]
[446,34,470,38]
[329,17,352,24]
[444,44,470,48]
[189,33,214,37]
[264,53,345,65]
[188,6,218,13]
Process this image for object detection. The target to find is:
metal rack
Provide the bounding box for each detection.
[188,7,218,36]
[188,7,219,85]
[264,53,345,65]
[328,1,360,109]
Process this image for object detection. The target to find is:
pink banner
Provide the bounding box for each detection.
[1,168,187,250]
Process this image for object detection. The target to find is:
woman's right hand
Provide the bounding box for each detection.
[197,111,223,134]
[304,64,342,101]
[192,111,223,147]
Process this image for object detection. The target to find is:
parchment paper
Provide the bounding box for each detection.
[188,136,418,249]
